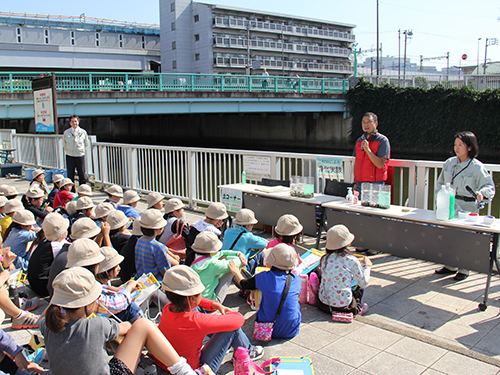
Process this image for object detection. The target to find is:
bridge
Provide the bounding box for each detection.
[0,71,349,119]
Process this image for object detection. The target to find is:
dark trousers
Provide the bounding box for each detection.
[66,155,87,191]
[318,287,364,316]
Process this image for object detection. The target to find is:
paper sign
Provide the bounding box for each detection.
[243,156,271,180]
[317,157,344,181]
[33,88,55,132]
[221,188,242,212]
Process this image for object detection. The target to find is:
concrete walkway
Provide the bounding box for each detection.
[2,176,500,374]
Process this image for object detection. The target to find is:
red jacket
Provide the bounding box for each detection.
[354,132,390,183]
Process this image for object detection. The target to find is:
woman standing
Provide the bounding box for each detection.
[435,131,495,281]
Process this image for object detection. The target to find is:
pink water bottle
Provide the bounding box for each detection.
[234,347,252,375]
[299,274,309,304]
[308,272,319,305]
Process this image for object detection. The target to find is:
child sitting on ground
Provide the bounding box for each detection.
[3,210,38,270]
[103,185,123,208]
[158,199,190,260]
[118,190,141,229]
[317,225,371,322]
[48,174,64,207]
[52,178,75,209]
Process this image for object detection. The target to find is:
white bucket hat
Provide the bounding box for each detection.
[139,209,167,229]
[76,196,95,211]
[275,214,303,236]
[192,231,222,254]
[52,174,65,184]
[42,212,69,241]
[65,200,78,216]
[12,209,36,226]
[164,198,185,214]
[146,192,164,208]
[94,202,115,219]
[267,243,297,271]
[162,265,205,296]
[105,185,123,198]
[0,196,8,208]
[205,202,228,220]
[70,217,101,240]
[66,238,105,268]
[77,184,92,196]
[234,208,258,225]
[326,225,355,250]
[107,210,130,230]
[51,267,102,308]
[4,199,23,214]
[32,169,45,180]
[59,178,74,189]
[98,246,124,273]
[26,186,45,199]
[131,218,143,236]
[0,185,18,196]
[123,190,140,205]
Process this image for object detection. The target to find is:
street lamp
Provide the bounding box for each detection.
[403,30,413,86]
[348,43,364,77]
[477,37,482,74]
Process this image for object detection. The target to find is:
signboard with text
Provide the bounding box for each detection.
[317,157,344,181]
[221,188,242,212]
[33,88,55,132]
[243,155,271,180]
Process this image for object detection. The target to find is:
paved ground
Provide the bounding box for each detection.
[2,175,500,374]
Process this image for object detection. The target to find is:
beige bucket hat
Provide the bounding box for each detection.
[66,238,105,268]
[0,196,8,208]
[76,196,95,211]
[98,246,124,273]
[94,202,115,219]
[32,169,45,180]
[77,184,92,196]
[65,200,78,216]
[164,198,185,214]
[267,243,297,271]
[139,209,167,229]
[4,199,23,214]
[123,190,140,205]
[146,192,164,209]
[51,267,102,308]
[26,186,45,199]
[326,225,355,250]
[192,231,222,254]
[105,185,124,198]
[162,265,205,296]
[275,214,303,236]
[234,208,258,225]
[205,202,228,220]
[0,185,18,196]
[59,178,74,189]
[107,210,129,230]
[52,174,64,184]
[70,217,101,240]
[42,212,69,241]
[12,209,36,226]
[131,218,143,236]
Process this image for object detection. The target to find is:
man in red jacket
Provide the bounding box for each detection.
[353,112,390,192]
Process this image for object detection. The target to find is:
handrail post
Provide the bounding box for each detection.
[221,75,225,92]
[299,78,302,93]
[89,73,93,92]
[125,73,129,92]
[274,76,278,92]
[159,73,163,91]
[9,74,13,93]
[321,79,325,93]
[187,150,197,209]
[190,74,195,92]
[249,76,252,92]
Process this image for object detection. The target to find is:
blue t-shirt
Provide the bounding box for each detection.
[222,225,268,258]
[117,205,140,230]
[3,228,37,270]
[255,270,301,339]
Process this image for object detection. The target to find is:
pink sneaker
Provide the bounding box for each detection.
[331,311,353,323]
[358,303,369,316]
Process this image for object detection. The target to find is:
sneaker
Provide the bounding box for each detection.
[12,311,40,330]
[358,303,369,316]
[331,311,353,323]
[249,345,264,361]
[435,267,457,275]
[14,296,40,312]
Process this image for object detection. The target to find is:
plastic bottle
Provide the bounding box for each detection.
[299,274,309,303]
[233,347,252,375]
[436,185,450,221]
[241,170,246,184]
[446,183,455,219]
[346,187,354,203]
[308,272,319,305]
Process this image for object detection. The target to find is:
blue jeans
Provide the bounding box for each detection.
[115,301,144,323]
[199,328,251,372]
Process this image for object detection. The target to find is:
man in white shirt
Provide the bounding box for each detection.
[63,115,89,190]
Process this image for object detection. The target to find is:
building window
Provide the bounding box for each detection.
[16,28,22,43]
[142,36,145,48]
[171,22,176,31]
[70,31,75,45]
[195,53,200,61]
[95,32,100,47]
[119,34,123,48]
[44,30,50,44]
[194,34,200,42]
[194,14,199,22]
[172,41,176,50]
[171,2,175,11]
[172,60,177,69]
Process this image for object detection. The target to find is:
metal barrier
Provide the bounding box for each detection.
[2,129,499,216]
[0,72,349,94]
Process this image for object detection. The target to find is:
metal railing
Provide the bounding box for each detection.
[2,129,499,217]
[0,72,349,94]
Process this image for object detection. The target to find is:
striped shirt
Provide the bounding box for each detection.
[135,236,171,281]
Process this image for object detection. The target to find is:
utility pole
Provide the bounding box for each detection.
[477,38,482,74]
[403,30,413,86]
[376,0,379,79]
[420,55,423,72]
[484,38,499,74]
[446,52,450,80]
[398,30,401,85]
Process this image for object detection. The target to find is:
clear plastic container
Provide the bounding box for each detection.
[303,177,315,198]
[361,183,371,206]
[378,185,391,209]
[297,176,305,197]
[371,184,380,207]
[290,176,298,196]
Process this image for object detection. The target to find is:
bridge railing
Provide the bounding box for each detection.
[0,72,349,94]
[2,129,499,217]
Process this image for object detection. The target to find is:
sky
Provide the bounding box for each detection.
[4,0,500,71]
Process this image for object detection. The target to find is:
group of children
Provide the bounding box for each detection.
[0,169,372,375]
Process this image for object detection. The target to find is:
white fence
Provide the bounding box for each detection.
[2,129,499,217]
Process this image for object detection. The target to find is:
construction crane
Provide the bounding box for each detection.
[420,52,450,76]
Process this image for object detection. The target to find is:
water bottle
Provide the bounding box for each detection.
[299,274,309,303]
[346,187,354,203]
[436,185,450,221]
[234,347,252,375]
[241,170,246,184]
[446,183,455,219]
[308,272,319,305]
